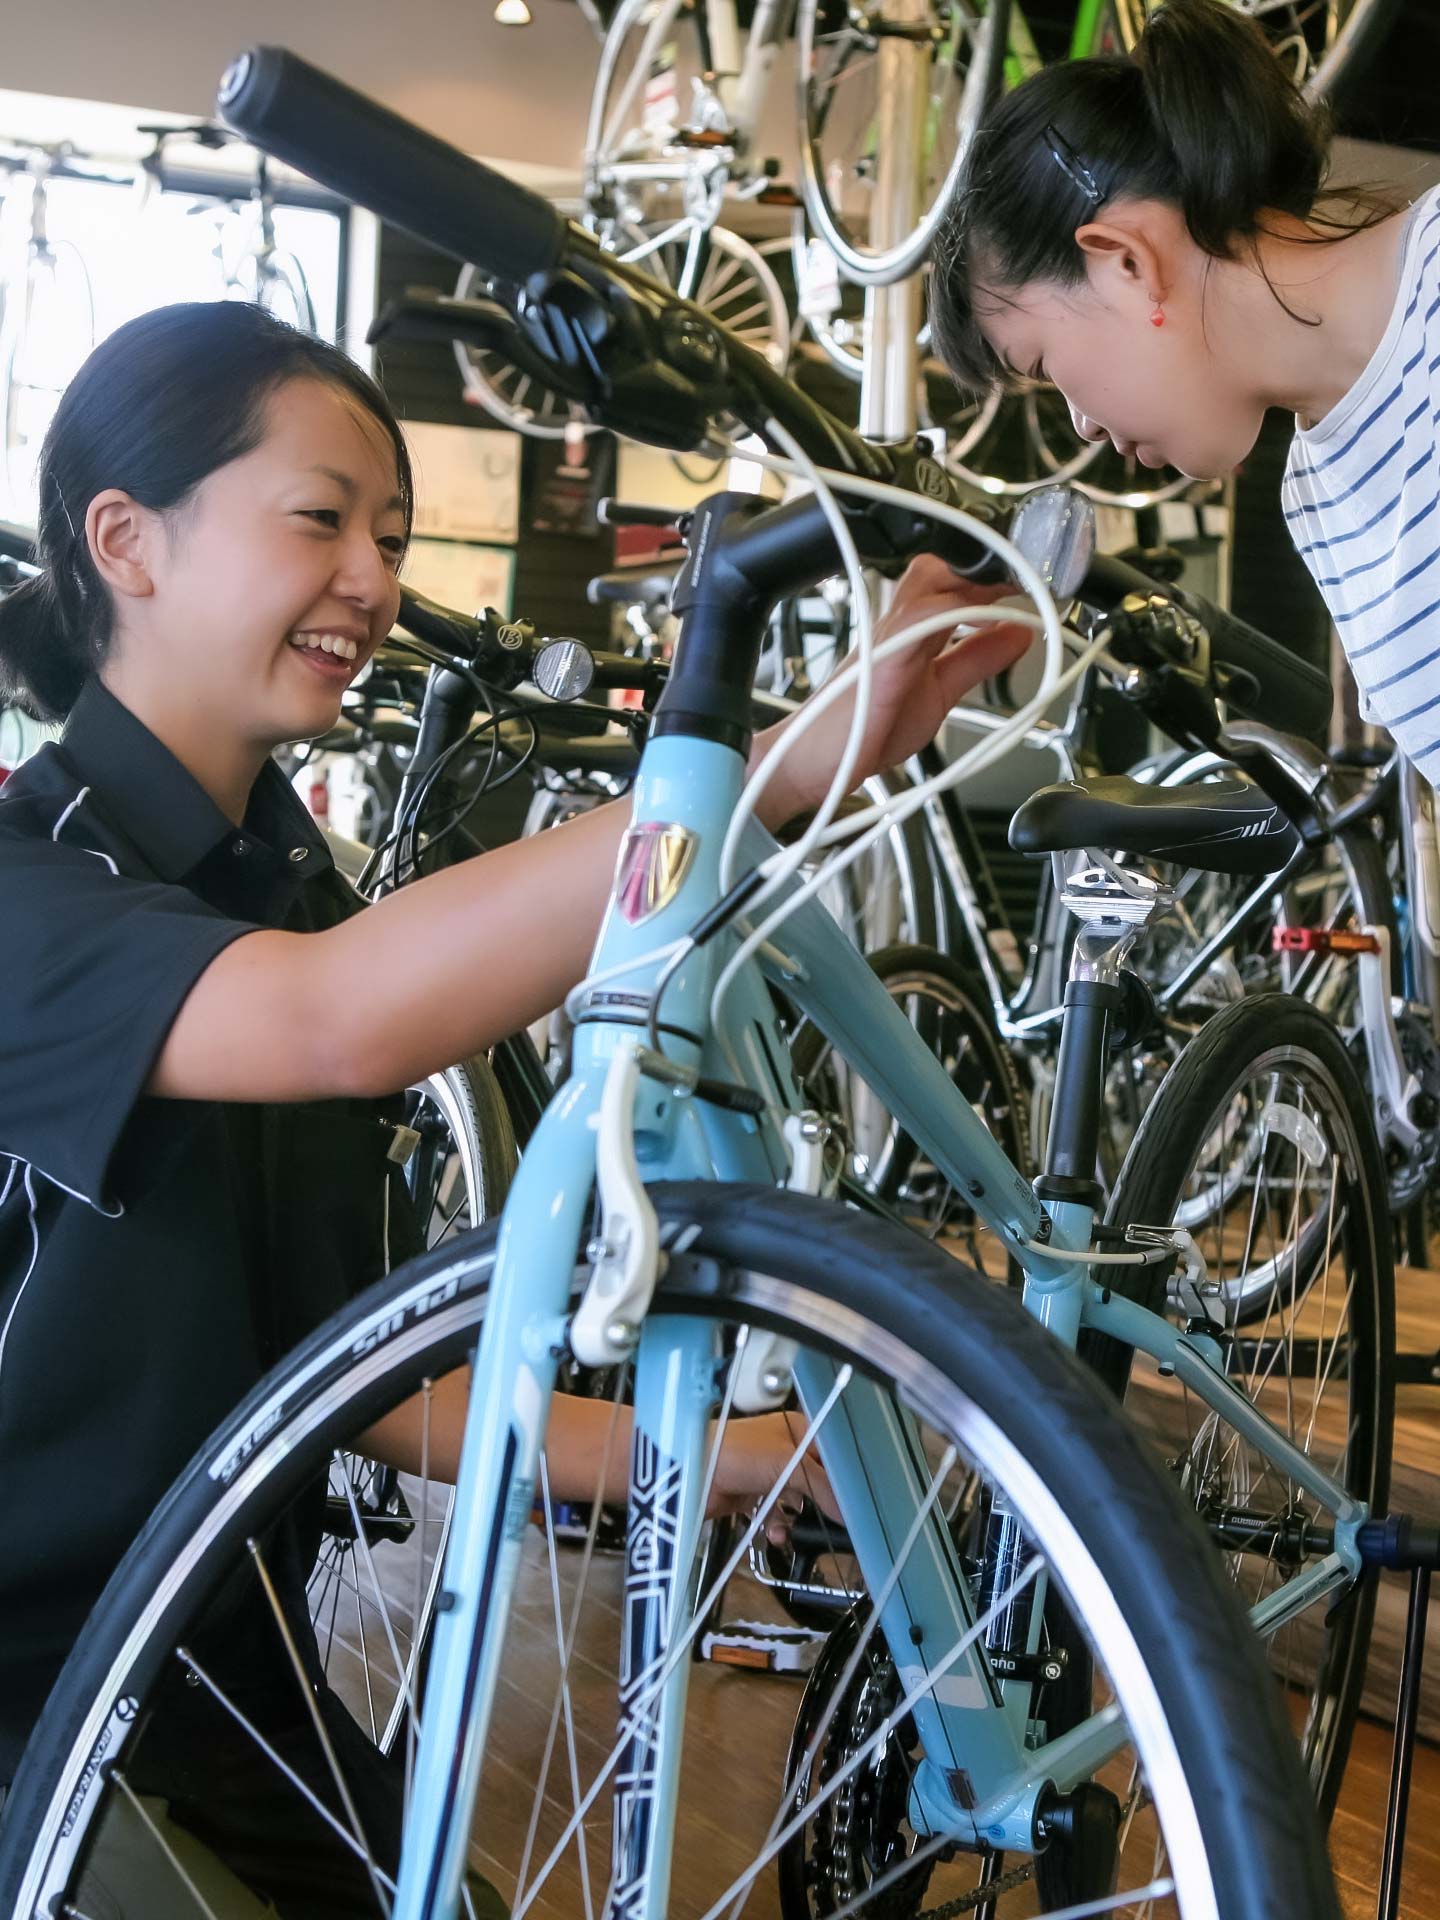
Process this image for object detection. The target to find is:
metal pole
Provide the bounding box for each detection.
[858,0,926,442]
[1377,1564,1430,1920]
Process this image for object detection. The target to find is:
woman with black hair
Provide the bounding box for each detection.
[0,300,1026,1914]
[928,0,1438,773]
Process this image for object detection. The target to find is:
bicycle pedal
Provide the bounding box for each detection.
[698,1620,827,1674]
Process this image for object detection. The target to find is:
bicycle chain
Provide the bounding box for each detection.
[914,1857,1036,1918]
[825,1659,1036,1920]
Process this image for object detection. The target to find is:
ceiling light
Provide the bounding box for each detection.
[495,0,532,22]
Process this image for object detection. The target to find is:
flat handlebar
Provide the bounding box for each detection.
[217,47,568,287]
[1083,552,1333,742]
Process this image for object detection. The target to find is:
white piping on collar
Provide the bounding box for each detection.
[0,1164,43,1408]
[51,784,119,877]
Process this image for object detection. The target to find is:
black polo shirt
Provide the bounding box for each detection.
[0,680,417,1780]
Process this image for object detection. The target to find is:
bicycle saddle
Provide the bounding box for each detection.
[1009,772,1300,877]
[586,562,681,613]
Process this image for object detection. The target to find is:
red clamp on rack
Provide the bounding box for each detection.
[1272,926,1383,956]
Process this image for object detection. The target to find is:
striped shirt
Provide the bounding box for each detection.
[1283,185,1440,774]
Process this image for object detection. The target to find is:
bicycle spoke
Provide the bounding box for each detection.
[336,1451,423,1739]
[175,1646,397,1897]
[107,1771,223,1920]
[405,1379,434,1810]
[248,1538,393,1915]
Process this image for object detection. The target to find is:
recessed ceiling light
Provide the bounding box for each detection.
[495,0,532,23]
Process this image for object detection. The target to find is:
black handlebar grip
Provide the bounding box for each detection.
[217,47,566,286]
[396,584,487,656]
[1082,553,1332,740]
[1182,588,1331,743]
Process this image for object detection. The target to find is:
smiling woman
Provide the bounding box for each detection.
[0,302,414,738]
[0,297,1031,1910]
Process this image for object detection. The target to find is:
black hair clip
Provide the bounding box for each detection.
[1044,125,1105,209]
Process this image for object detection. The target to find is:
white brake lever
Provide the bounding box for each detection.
[571,1041,663,1368]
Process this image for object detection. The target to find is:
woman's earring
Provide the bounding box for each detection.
[1150,301,1166,329]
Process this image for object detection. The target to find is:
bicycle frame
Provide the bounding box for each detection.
[1119,737,1440,1196]
[390,716,1368,1920]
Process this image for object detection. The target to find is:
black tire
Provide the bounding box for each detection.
[402,1055,517,1246]
[1,1185,1339,1920]
[1098,995,1395,1824]
[789,944,1030,1270]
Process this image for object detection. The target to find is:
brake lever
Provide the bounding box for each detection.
[516,250,733,450]
[366,285,548,378]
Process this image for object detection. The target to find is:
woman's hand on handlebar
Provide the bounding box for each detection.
[748,554,1034,826]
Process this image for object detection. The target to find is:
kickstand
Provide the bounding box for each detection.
[1359,1516,1440,1920]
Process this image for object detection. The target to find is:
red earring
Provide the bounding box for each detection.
[1150,302,1166,329]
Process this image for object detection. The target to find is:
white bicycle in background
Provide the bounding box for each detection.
[136,122,318,335]
[0,142,109,524]
[455,0,1004,440]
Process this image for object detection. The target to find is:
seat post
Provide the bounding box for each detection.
[1039,977,1122,1210]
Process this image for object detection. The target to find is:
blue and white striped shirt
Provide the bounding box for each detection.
[1283,186,1440,775]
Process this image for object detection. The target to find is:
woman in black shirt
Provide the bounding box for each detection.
[0,302,1029,1913]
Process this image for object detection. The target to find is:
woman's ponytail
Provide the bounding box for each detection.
[0,570,94,724]
[1136,0,1328,255]
[930,0,1390,394]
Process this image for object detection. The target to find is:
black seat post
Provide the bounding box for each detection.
[1037,973,1122,1211]
[1035,859,1176,1209]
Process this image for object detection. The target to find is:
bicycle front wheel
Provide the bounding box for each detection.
[1,1185,1340,1919]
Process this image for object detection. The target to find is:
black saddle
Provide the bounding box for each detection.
[587,561,681,614]
[1009,773,1300,877]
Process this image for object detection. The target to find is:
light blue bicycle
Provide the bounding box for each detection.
[0,49,1387,1920]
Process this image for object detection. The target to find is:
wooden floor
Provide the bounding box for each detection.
[313,1260,1440,1916]
[1330,1257,1440,1918]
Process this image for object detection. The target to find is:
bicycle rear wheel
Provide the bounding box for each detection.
[1100,994,1394,1823]
[1,1186,1340,1919]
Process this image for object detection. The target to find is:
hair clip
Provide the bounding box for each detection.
[49,478,78,542]
[1043,125,1105,210]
